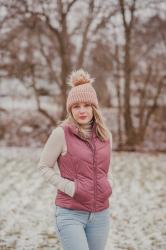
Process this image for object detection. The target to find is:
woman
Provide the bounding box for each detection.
[37,69,113,250]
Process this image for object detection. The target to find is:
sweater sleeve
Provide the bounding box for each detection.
[37,127,75,197]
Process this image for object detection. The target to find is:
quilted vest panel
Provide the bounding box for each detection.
[55,123,112,212]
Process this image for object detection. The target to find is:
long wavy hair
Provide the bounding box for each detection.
[58,105,110,142]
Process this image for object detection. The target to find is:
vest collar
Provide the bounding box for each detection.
[68,121,97,141]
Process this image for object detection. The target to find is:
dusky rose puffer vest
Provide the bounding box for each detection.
[55,123,112,212]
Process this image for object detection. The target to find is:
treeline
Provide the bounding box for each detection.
[0,0,165,149]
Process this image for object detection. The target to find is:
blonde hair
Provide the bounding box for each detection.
[92,105,110,141]
[58,105,110,142]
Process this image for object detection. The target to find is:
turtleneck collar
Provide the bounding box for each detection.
[68,119,96,141]
[79,119,94,130]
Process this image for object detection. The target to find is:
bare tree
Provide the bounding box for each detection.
[0,0,165,149]
[0,0,115,123]
[133,14,166,144]
[117,0,166,148]
[91,0,166,149]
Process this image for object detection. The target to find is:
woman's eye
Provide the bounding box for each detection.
[73,104,90,109]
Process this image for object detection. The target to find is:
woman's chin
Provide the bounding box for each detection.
[77,119,89,125]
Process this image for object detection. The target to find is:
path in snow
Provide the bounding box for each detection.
[0,148,165,250]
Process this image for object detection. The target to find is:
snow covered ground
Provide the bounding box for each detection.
[0,147,165,250]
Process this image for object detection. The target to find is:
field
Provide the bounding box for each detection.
[0,148,165,250]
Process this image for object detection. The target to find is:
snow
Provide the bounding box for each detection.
[0,148,165,250]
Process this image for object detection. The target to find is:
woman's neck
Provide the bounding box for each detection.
[80,119,94,129]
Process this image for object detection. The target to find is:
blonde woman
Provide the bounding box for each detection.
[38,69,113,250]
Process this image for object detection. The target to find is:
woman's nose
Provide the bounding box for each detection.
[79,107,86,113]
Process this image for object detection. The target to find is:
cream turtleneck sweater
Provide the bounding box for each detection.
[37,122,113,198]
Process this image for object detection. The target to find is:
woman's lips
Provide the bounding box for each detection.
[79,116,87,119]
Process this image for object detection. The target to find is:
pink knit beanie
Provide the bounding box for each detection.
[66,69,99,113]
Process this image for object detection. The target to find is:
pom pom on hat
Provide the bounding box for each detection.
[66,69,99,113]
[67,68,95,87]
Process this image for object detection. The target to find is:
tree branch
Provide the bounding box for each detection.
[143,75,166,131]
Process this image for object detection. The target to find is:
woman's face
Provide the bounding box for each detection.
[71,102,93,125]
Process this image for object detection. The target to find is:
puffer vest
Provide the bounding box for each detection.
[55,122,112,212]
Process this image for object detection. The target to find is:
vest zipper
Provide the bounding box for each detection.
[92,139,96,212]
[79,132,97,212]
[87,134,96,212]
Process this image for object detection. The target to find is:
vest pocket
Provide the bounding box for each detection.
[97,177,112,202]
[73,179,93,204]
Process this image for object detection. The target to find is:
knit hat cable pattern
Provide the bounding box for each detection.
[66,69,99,112]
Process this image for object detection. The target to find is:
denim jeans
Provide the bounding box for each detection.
[54,205,110,250]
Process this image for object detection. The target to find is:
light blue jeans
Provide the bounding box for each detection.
[54,205,110,250]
